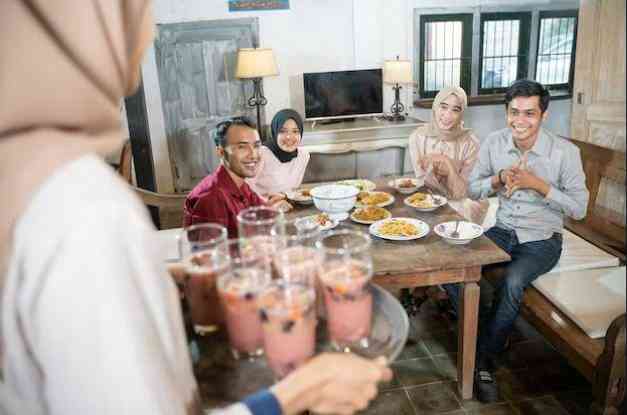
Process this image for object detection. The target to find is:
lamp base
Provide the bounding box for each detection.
[384,113,406,122]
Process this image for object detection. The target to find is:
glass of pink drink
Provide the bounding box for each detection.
[257,281,317,379]
[217,266,270,360]
[183,249,230,327]
[316,230,374,350]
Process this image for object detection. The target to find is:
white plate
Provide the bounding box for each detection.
[403,193,448,212]
[434,221,483,244]
[286,190,313,205]
[355,192,395,208]
[337,179,377,192]
[350,208,392,225]
[369,217,430,241]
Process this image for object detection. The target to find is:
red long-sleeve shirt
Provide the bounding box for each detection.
[183,165,265,238]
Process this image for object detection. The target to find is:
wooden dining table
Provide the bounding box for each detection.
[289,177,510,400]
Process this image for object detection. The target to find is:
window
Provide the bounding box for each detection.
[419,14,472,98]
[416,7,578,99]
[536,10,578,89]
[479,13,531,94]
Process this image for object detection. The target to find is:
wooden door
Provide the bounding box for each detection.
[571,0,626,226]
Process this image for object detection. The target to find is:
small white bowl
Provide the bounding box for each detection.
[388,177,423,194]
[309,184,359,221]
[434,221,483,245]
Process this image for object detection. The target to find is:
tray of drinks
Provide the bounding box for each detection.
[193,283,409,406]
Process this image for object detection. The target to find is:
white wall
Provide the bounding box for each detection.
[145,0,575,191]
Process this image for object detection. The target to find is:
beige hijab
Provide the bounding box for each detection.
[0,0,154,279]
[420,86,472,142]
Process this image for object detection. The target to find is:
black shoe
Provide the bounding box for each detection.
[474,369,499,403]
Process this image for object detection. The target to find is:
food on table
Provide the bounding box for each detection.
[300,189,311,197]
[217,269,269,358]
[398,179,416,188]
[319,260,373,346]
[378,219,419,237]
[358,191,391,206]
[406,192,434,209]
[352,206,391,222]
[314,213,331,226]
[257,282,317,379]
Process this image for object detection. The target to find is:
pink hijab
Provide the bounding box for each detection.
[0,0,154,280]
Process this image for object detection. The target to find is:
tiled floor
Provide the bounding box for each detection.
[358,298,594,415]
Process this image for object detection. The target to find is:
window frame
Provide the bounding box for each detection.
[478,12,532,95]
[419,13,473,99]
[534,9,579,92]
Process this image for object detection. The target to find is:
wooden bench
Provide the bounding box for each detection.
[485,138,625,415]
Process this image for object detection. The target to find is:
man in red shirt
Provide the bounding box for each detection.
[183,117,290,237]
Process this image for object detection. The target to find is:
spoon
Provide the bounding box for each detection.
[451,220,461,239]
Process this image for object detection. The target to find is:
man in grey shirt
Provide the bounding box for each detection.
[445,80,589,403]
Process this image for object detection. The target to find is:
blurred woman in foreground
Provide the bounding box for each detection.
[0,1,389,414]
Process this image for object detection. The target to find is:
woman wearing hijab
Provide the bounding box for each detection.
[404,87,487,315]
[408,86,488,223]
[0,1,389,414]
[247,109,310,196]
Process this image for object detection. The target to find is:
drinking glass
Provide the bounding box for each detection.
[316,230,374,350]
[237,207,284,274]
[280,216,322,248]
[217,241,271,359]
[257,281,317,379]
[179,223,230,330]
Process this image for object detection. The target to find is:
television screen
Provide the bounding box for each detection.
[303,69,383,120]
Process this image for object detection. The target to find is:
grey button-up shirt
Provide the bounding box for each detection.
[468,127,589,243]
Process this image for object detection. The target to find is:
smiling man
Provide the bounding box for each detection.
[183,116,289,237]
[445,80,589,403]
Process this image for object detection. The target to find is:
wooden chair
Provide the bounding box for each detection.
[133,187,187,230]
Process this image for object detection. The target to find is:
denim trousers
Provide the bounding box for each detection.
[443,226,562,362]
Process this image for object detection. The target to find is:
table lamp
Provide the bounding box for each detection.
[383,56,413,122]
[235,48,279,139]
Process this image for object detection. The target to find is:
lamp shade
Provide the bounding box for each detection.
[383,59,413,84]
[235,48,279,78]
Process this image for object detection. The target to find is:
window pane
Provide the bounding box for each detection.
[423,21,463,91]
[536,17,576,85]
[482,20,520,89]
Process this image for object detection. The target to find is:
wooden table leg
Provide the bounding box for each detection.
[458,281,480,400]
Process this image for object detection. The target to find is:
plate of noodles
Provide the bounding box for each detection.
[369,218,430,241]
[404,192,448,212]
[355,191,395,208]
[337,179,377,192]
[350,206,392,225]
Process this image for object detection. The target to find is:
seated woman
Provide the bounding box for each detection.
[247,109,310,197]
[408,86,487,224]
[404,86,488,316]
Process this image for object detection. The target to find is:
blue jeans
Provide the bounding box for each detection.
[444,226,562,363]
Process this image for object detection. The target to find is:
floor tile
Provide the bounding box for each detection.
[552,389,594,415]
[398,339,431,360]
[465,402,518,414]
[494,368,553,402]
[359,389,416,415]
[512,396,570,415]
[378,366,403,391]
[422,329,458,356]
[406,381,463,415]
[432,352,458,381]
[393,357,446,387]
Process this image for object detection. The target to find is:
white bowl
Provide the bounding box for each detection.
[434,221,483,245]
[309,184,359,221]
[388,178,424,194]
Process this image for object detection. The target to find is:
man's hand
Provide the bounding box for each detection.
[266,192,286,205]
[506,167,550,197]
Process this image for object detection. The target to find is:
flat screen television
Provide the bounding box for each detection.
[303,69,383,121]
